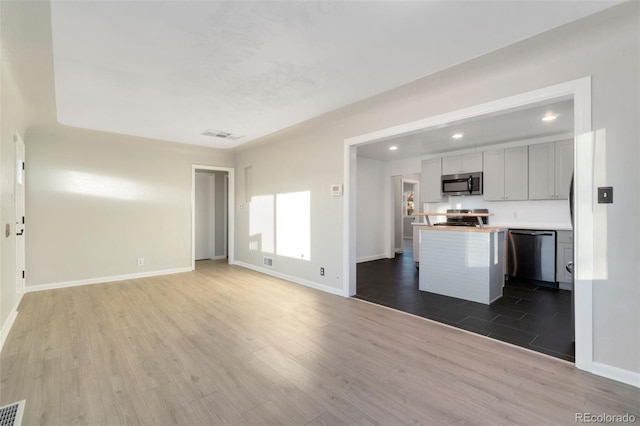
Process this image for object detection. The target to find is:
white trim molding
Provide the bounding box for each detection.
[235,261,343,297]
[0,307,19,353]
[592,362,640,389]
[25,267,191,293]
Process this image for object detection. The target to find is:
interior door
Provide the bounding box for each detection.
[15,132,26,298]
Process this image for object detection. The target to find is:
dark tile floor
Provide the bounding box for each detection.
[355,245,575,362]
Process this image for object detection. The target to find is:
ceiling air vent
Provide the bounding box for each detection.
[201,129,244,140]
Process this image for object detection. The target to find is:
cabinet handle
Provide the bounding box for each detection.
[566,261,573,274]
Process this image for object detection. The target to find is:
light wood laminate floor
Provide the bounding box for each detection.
[1,260,638,425]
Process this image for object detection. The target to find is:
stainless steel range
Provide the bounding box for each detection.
[433,209,489,227]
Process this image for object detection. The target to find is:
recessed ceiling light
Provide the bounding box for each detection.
[542,113,558,122]
[452,133,464,139]
[389,145,398,151]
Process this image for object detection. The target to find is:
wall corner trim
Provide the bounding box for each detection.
[0,307,19,353]
[234,261,343,297]
[592,361,640,388]
[24,267,192,293]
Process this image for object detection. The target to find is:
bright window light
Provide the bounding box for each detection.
[276,191,310,261]
[57,171,138,200]
[249,195,274,253]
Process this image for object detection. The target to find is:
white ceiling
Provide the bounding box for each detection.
[49,1,620,149]
[357,98,575,161]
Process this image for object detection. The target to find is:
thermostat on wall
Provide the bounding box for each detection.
[331,184,343,196]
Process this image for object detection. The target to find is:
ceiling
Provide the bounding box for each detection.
[48,1,620,149]
[357,98,575,161]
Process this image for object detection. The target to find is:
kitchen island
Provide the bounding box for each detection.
[413,214,505,304]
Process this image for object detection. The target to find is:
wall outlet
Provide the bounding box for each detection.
[137,257,144,266]
[320,267,325,276]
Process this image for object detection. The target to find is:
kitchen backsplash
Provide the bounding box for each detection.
[422,196,572,229]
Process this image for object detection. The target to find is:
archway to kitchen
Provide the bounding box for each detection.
[343,77,595,370]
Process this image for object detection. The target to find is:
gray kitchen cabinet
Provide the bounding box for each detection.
[420,158,443,202]
[441,152,482,175]
[529,140,573,200]
[483,146,528,201]
[482,149,504,200]
[554,139,574,199]
[556,230,573,285]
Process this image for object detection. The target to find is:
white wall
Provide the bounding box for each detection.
[236,3,639,375]
[355,157,386,262]
[25,125,234,287]
[0,52,30,342]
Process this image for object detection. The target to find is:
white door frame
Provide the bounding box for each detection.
[14,131,26,302]
[344,77,594,372]
[191,165,235,268]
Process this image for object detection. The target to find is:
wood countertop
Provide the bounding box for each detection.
[412,212,491,228]
[413,212,490,217]
[412,225,506,233]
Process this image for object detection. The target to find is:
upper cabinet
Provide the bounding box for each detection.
[554,140,574,199]
[529,140,573,200]
[483,146,528,201]
[420,158,443,203]
[442,153,482,175]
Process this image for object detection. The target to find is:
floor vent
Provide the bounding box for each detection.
[263,256,273,267]
[0,400,25,426]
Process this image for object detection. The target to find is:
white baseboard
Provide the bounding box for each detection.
[0,307,19,353]
[211,255,227,260]
[592,361,640,388]
[25,267,192,293]
[356,254,388,263]
[234,261,343,296]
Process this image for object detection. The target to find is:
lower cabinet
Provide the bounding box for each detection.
[556,230,573,285]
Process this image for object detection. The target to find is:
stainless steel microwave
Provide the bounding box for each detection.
[441,172,483,196]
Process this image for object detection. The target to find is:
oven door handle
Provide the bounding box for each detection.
[467,175,472,194]
[509,230,554,236]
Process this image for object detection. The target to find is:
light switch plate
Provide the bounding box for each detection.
[598,186,613,204]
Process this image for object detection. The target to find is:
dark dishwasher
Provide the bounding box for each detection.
[507,229,557,287]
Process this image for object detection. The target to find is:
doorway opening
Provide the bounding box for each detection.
[191,165,235,269]
[344,77,594,370]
